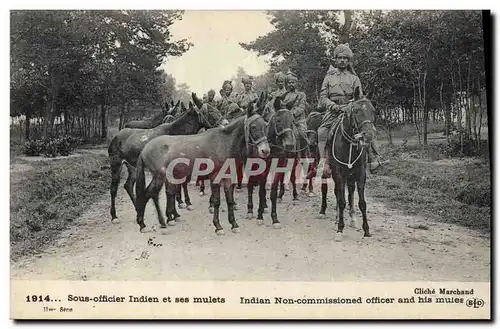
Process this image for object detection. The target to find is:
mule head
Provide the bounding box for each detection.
[245,102,270,159]
[350,87,376,145]
[269,96,295,152]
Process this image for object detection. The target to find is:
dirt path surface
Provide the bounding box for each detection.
[11,175,490,282]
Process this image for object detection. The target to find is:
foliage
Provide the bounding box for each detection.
[23,136,84,157]
[11,10,192,139]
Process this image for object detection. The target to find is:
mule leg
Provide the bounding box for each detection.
[347,177,357,229]
[176,182,186,209]
[210,182,224,234]
[199,179,206,196]
[334,175,346,242]
[277,175,285,203]
[270,173,282,229]
[110,161,122,223]
[308,177,315,196]
[257,180,267,222]
[183,182,193,210]
[135,174,163,233]
[152,195,167,228]
[357,173,371,237]
[123,162,137,206]
[166,183,181,226]
[223,180,239,233]
[247,180,255,219]
[291,159,299,201]
[319,182,328,215]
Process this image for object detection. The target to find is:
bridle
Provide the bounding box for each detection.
[331,99,374,169]
[244,113,268,151]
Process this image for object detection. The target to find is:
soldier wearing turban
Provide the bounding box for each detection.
[204,89,217,108]
[280,71,311,145]
[313,43,385,177]
[216,80,240,122]
[269,71,287,101]
[236,75,258,110]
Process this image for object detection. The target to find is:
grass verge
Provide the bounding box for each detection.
[368,143,491,234]
[10,151,110,262]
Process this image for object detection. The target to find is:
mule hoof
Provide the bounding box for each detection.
[334,232,343,242]
[308,192,315,198]
[317,213,326,219]
[140,227,151,233]
[167,221,177,226]
[363,233,372,238]
[272,223,282,229]
[178,203,186,209]
[216,229,225,236]
[186,205,194,211]
[256,219,264,226]
[232,227,240,233]
[209,207,214,214]
[199,191,205,196]
[246,213,254,219]
[111,218,120,224]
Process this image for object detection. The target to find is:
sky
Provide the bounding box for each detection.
[161,11,276,95]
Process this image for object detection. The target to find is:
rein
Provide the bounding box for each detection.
[267,109,309,153]
[331,100,373,169]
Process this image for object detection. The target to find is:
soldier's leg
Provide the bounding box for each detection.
[317,126,331,177]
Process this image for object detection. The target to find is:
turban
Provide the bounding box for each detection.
[222,80,233,89]
[242,76,253,84]
[285,71,298,82]
[274,72,286,81]
[208,89,215,96]
[334,44,353,59]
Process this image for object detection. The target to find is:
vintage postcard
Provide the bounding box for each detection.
[9,8,491,320]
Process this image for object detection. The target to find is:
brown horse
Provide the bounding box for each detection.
[134,98,270,234]
[327,87,376,241]
[107,95,222,223]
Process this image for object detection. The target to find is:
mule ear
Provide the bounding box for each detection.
[354,86,361,100]
[181,102,187,111]
[192,92,204,109]
[175,100,181,108]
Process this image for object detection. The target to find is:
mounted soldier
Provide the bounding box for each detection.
[269,71,287,101]
[216,80,239,123]
[205,89,217,107]
[281,71,311,146]
[315,43,385,177]
[236,75,259,109]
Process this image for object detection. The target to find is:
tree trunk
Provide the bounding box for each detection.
[100,104,107,140]
[340,10,352,44]
[423,69,429,145]
[25,111,31,140]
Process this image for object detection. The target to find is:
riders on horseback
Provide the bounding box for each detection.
[316,43,384,177]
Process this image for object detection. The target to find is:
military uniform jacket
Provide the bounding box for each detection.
[217,94,238,119]
[236,90,258,109]
[282,90,307,121]
[319,67,363,127]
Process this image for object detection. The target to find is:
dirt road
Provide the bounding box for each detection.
[11,176,490,282]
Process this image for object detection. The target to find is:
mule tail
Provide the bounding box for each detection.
[135,155,147,210]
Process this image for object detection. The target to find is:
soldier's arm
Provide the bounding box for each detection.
[319,76,337,111]
[291,92,307,118]
[353,76,363,97]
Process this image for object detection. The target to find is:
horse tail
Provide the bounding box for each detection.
[135,155,146,204]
